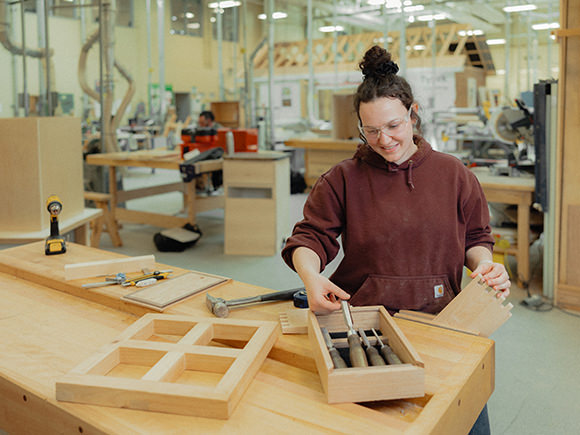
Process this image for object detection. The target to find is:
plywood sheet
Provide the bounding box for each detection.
[566,205,580,286]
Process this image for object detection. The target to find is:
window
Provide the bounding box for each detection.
[170,0,203,36]
[210,4,238,42]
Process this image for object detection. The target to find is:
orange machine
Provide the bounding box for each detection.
[180,128,258,159]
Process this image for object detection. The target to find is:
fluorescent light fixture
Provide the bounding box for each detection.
[408,15,415,23]
[258,12,288,20]
[367,0,386,5]
[486,38,506,45]
[503,4,537,13]
[319,25,344,33]
[458,29,484,36]
[496,69,506,75]
[208,1,241,8]
[413,44,426,50]
[403,0,412,5]
[210,17,216,23]
[187,22,200,29]
[385,0,402,7]
[171,15,178,21]
[185,12,194,19]
[532,22,560,30]
[417,13,447,21]
[404,5,424,12]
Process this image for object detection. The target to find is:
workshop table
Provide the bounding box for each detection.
[0,242,494,434]
[284,137,360,187]
[86,149,224,229]
[473,169,536,287]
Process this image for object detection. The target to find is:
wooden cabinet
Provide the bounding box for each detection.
[0,117,84,232]
[224,153,290,256]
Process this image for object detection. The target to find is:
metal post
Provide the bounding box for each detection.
[20,0,28,116]
[157,0,165,121]
[98,0,105,151]
[504,12,510,103]
[266,0,275,148]
[399,5,406,76]
[36,0,46,115]
[307,0,314,124]
[232,5,238,101]
[9,2,19,116]
[332,0,338,90]
[217,1,224,100]
[146,0,153,117]
[383,3,389,51]
[242,0,250,126]
[80,0,90,119]
[43,0,51,116]
[526,12,531,90]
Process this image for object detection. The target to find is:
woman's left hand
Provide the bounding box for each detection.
[470,260,511,298]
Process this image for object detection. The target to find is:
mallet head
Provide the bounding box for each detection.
[206,293,229,318]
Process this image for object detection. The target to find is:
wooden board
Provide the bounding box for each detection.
[56,313,279,419]
[65,255,156,280]
[279,309,308,334]
[395,277,513,337]
[122,272,229,311]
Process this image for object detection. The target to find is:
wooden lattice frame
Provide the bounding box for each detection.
[56,313,278,419]
[253,24,495,75]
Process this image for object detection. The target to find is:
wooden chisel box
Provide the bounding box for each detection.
[308,306,425,404]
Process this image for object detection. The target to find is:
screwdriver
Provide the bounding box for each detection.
[371,328,402,365]
[358,328,386,366]
[321,327,348,369]
[340,300,368,368]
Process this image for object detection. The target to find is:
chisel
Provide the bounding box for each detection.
[321,327,348,369]
[340,300,368,368]
[358,328,386,366]
[371,328,402,365]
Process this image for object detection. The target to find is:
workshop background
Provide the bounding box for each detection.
[1,1,580,434]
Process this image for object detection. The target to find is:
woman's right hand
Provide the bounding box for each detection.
[303,273,350,314]
[291,246,350,314]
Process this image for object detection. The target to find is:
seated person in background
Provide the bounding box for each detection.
[197,111,222,131]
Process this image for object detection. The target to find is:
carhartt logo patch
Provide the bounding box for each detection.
[434,284,444,298]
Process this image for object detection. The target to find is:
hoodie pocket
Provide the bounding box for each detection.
[349,274,454,314]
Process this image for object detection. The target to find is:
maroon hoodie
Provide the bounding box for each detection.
[282,136,494,314]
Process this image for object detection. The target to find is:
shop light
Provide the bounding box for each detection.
[404,5,424,12]
[417,13,447,21]
[413,44,426,50]
[486,38,506,45]
[496,69,506,75]
[319,25,344,33]
[367,0,387,5]
[258,12,288,20]
[458,29,484,36]
[208,1,241,9]
[185,12,194,19]
[187,23,200,29]
[531,22,560,30]
[503,4,537,13]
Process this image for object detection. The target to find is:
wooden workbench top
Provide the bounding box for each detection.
[0,242,494,434]
[285,137,361,151]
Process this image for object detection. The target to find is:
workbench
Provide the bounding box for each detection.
[0,242,494,434]
[86,149,224,228]
[284,137,360,187]
[473,169,536,287]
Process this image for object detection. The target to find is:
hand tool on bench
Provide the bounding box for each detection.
[371,328,402,365]
[206,288,302,318]
[82,273,127,289]
[121,270,172,287]
[321,327,348,369]
[340,300,368,368]
[44,195,66,255]
[358,328,386,366]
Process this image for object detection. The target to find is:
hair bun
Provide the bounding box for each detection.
[359,45,399,79]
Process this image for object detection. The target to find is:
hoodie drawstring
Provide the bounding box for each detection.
[407,160,415,191]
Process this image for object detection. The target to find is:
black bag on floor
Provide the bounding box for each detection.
[153,223,202,252]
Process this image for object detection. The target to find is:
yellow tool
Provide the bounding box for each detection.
[45,195,66,255]
[121,270,173,287]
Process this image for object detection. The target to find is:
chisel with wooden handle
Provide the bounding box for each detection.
[321,327,348,369]
[340,300,368,368]
[371,328,402,365]
[358,328,386,366]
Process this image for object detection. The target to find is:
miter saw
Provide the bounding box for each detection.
[482,99,535,172]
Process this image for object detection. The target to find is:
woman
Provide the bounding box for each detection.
[282,43,508,435]
[282,45,510,315]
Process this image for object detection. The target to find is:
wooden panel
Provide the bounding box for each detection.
[64,255,156,280]
[0,117,84,232]
[566,205,580,286]
[122,272,229,311]
[224,159,275,185]
[225,198,276,255]
[56,313,279,419]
